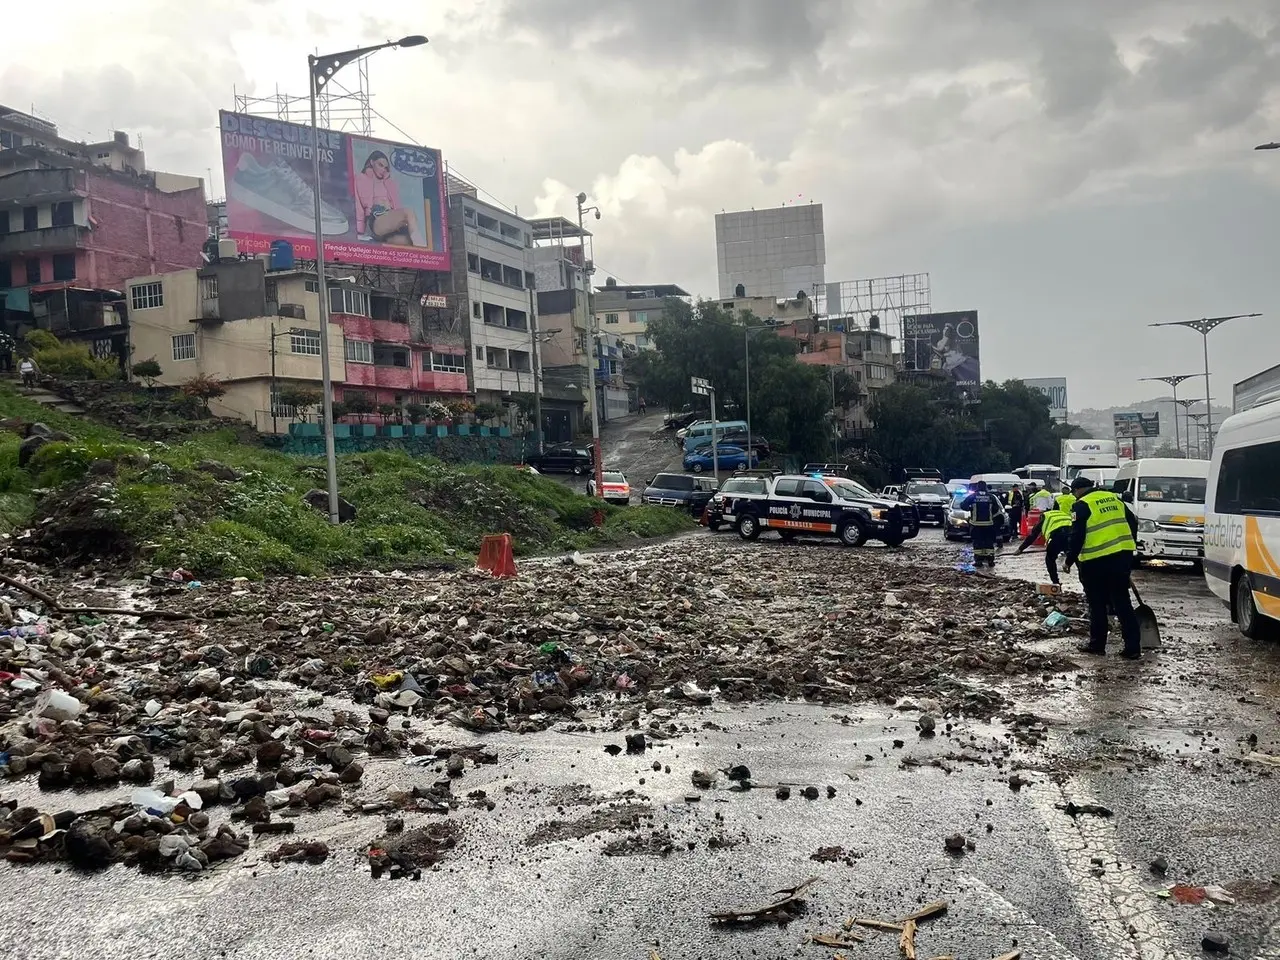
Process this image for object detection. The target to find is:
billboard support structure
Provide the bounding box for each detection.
[234,63,373,137]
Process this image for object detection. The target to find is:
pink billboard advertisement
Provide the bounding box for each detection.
[219,110,449,271]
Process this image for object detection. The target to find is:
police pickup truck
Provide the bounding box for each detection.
[722,473,919,547]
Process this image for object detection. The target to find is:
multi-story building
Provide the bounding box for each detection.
[592,279,689,350]
[529,215,594,442]
[126,254,469,432]
[448,195,540,409]
[0,108,206,363]
[595,330,636,421]
[715,204,825,301]
[711,292,814,325]
[775,315,895,432]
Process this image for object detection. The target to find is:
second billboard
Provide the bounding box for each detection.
[219,111,449,271]
[904,310,981,390]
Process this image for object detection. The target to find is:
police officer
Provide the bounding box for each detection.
[1031,484,1056,512]
[1054,489,1076,513]
[961,480,1004,568]
[1063,476,1142,659]
[1016,501,1073,586]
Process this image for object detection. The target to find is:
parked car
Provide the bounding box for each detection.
[642,473,718,515]
[717,430,771,458]
[683,445,759,473]
[525,444,593,475]
[943,488,1014,543]
[587,470,632,505]
[899,478,952,524]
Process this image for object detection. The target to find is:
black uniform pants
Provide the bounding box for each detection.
[1044,530,1068,585]
[971,523,997,567]
[1007,505,1022,534]
[1077,552,1140,654]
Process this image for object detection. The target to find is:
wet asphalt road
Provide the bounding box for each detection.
[7,528,1280,960]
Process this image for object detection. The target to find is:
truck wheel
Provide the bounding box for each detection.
[838,520,867,547]
[737,514,761,541]
[572,464,585,476]
[707,519,721,532]
[881,533,905,547]
[778,530,796,542]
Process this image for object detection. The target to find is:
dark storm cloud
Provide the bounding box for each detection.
[1035,25,1127,120]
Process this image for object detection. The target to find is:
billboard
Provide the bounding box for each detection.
[219,111,449,271]
[1114,412,1160,438]
[1022,377,1068,420]
[903,310,981,390]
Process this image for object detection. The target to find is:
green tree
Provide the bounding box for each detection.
[277,386,321,421]
[343,392,375,419]
[977,379,1063,466]
[179,374,225,414]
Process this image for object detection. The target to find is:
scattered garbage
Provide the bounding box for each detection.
[32,689,84,722]
[1043,611,1071,630]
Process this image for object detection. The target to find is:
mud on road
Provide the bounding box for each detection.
[4,528,1280,959]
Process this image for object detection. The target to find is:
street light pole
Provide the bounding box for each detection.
[308,34,427,524]
[1139,374,1201,454]
[576,192,604,498]
[1149,314,1262,456]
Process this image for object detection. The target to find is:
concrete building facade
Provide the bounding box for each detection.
[448,195,540,408]
[592,280,689,351]
[775,316,895,432]
[711,293,815,325]
[715,204,825,301]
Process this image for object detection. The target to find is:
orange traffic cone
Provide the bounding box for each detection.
[477,533,518,578]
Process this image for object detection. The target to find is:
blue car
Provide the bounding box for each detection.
[683,444,759,473]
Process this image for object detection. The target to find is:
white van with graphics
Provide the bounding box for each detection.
[1113,458,1208,563]
[1204,396,1280,638]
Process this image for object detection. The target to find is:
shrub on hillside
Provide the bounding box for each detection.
[180,374,226,412]
[33,344,120,381]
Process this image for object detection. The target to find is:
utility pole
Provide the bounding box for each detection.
[271,322,278,435]
[1139,374,1201,455]
[527,285,543,453]
[576,193,604,497]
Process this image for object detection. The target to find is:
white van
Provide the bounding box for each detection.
[1076,467,1119,489]
[1204,398,1280,638]
[1113,458,1209,563]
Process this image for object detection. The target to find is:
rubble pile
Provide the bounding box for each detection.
[0,537,1081,872]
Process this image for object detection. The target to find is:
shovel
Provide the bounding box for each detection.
[1130,582,1161,650]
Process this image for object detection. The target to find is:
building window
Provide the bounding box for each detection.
[22,207,37,232]
[328,286,369,317]
[634,311,648,325]
[344,339,373,364]
[608,360,619,376]
[25,259,42,285]
[199,275,218,300]
[429,352,466,374]
[96,151,111,160]
[0,211,9,235]
[0,260,11,288]
[525,271,536,289]
[51,253,76,282]
[130,281,164,310]
[463,206,476,223]
[291,329,322,356]
[51,202,74,228]
[172,333,196,362]
[635,335,649,349]
[467,253,479,272]
[472,302,481,318]
[605,313,619,324]
[475,345,485,362]
[304,278,320,293]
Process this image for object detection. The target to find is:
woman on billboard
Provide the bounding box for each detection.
[355,150,421,246]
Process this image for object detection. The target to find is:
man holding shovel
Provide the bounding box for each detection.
[1063,477,1142,660]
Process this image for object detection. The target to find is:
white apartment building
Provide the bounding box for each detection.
[448,196,540,407]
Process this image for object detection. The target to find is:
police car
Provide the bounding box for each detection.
[727,473,918,547]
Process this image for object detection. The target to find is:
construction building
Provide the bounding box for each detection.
[714,204,825,301]
[529,215,593,442]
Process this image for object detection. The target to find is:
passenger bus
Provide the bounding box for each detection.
[1204,394,1280,638]
[1013,464,1061,492]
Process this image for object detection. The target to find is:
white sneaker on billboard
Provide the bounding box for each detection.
[230,154,348,235]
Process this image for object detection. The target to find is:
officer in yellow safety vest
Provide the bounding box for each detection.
[1031,485,1056,512]
[1015,504,1073,585]
[1063,477,1141,659]
[1054,490,1076,513]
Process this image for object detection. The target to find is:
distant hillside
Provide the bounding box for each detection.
[1069,396,1231,453]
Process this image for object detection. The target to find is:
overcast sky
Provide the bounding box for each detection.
[8,1,1280,409]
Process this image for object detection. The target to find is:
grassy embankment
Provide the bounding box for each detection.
[0,386,692,578]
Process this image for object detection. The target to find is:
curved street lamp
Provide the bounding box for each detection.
[307,35,428,524]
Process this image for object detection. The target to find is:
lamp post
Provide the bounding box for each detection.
[1139,374,1202,454]
[743,323,773,466]
[1149,314,1261,456]
[308,34,427,523]
[575,192,604,497]
[1188,413,1213,459]
[1172,397,1202,456]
